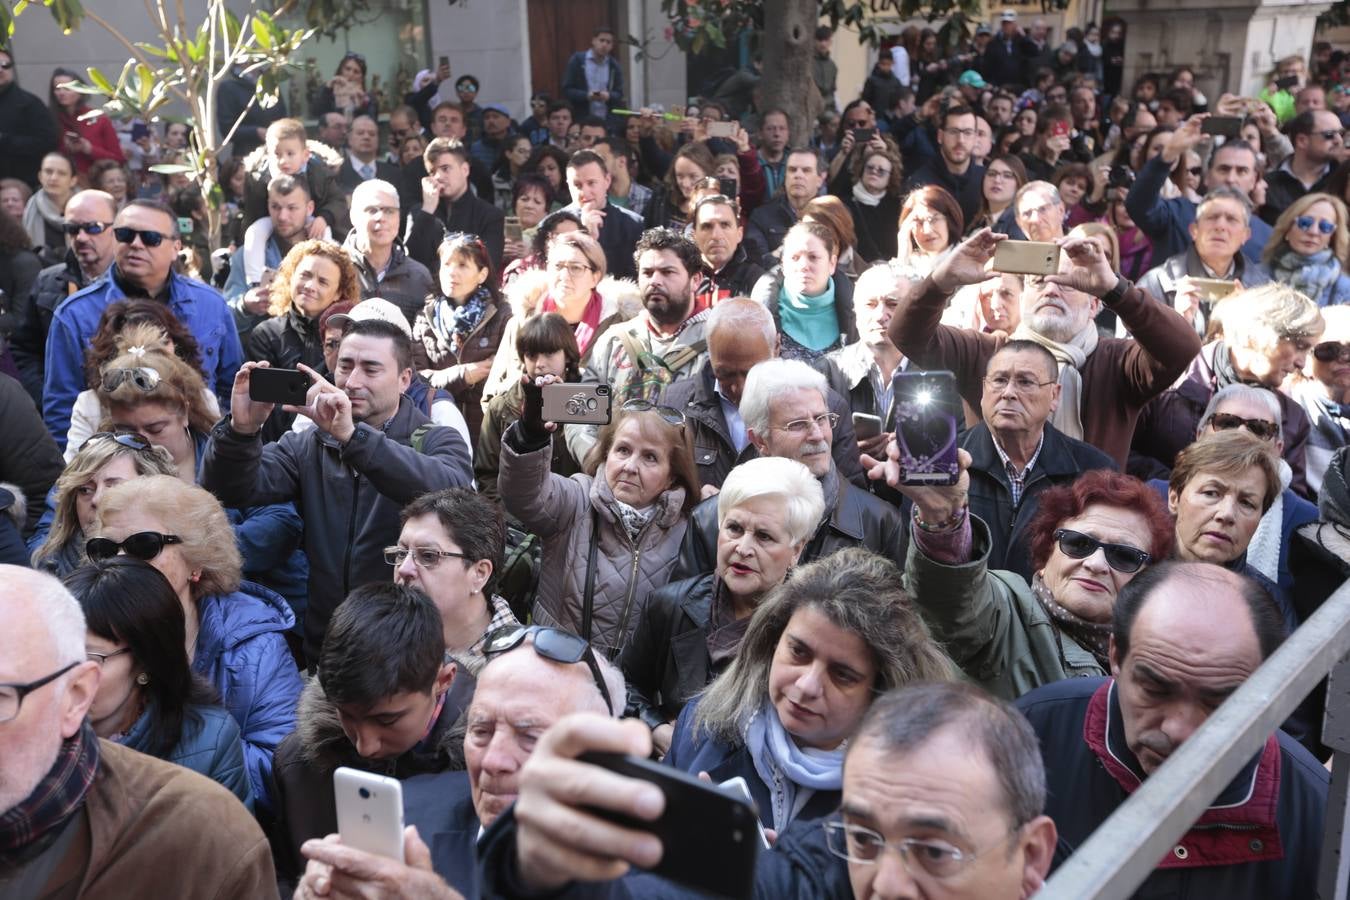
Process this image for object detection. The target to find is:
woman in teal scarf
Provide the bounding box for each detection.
[750,221,857,362]
[1263,192,1350,308]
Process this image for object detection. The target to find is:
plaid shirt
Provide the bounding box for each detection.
[991,431,1045,508]
[462,594,521,675]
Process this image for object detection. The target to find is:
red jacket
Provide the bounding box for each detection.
[58,107,126,173]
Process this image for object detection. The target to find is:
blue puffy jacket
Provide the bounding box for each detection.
[193,580,302,814]
[122,700,253,810]
[42,266,243,448]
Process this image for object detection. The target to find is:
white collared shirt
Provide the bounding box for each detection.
[714,380,749,453]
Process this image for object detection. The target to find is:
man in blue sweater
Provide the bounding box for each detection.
[1125,116,1272,270]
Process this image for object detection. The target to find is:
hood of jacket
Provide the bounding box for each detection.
[292,675,463,775]
[242,139,344,176]
[195,580,296,660]
[503,268,642,322]
[341,228,413,277]
[587,455,689,534]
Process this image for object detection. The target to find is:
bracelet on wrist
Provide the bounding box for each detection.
[913,504,967,534]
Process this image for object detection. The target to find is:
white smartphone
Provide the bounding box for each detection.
[720,776,771,848]
[334,767,405,860]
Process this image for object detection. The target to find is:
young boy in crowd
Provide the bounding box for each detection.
[240,117,343,284]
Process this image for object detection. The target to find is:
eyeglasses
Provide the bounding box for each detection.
[383,546,472,569]
[482,625,614,713]
[86,647,132,666]
[1053,528,1151,574]
[984,373,1057,393]
[823,816,1019,879]
[943,127,977,139]
[361,205,400,219]
[1316,130,1345,142]
[1314,341,1350,363]
[773,412,839,436]
[1186,166,1203,177]
[620,399,686,426]
[985,168,1017,181]
[863,164,892,176]
[63,221,109,236]
[1294,215,1336,235]
[0,662,79,724]
[114,226,174,247]
[549,261,594,276]
[1207,412,1280,441]
[82,431,154,453]
[101,367,161,393]
[86,531,183,562]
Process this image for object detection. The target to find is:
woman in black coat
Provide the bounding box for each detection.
[841,146,902,264]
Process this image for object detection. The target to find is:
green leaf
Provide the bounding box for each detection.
[85,65,113,94]
[136,42,169,59]
[148,163,196,175]
[13,0,28,15]
[250,14,273,51]
[222,9,241,47]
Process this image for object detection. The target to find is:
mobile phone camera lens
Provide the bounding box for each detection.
[358,787,370,799]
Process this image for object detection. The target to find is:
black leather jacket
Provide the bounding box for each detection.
[620,573,717,729]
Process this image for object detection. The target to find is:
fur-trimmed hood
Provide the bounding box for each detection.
[502,268,643,323]
[242,139,345,176]
[292,674,466,777]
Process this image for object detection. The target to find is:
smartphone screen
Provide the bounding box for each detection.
[1051,119,1071,139]
[892,371,961,485]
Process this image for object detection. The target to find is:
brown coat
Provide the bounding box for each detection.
[412,292,512,445]
[889,275,1202,468]
[33,739,276,900]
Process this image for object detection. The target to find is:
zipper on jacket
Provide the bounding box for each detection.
[343,472,361,594]
[612,517,654,656]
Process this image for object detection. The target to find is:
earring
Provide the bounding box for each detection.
[136,673,149,685]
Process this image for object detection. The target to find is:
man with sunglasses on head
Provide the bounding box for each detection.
[41,198,243,451]
[1016,561,1327,899]
[11,189,118,405]
[294,624,622,900]
[270,583,471,887]
[1262,109,1344,225]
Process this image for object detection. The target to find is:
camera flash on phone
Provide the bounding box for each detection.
[916,390,932,405]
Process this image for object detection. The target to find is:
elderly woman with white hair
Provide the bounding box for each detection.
[621,456,825,756]
[1132,282,1324,499]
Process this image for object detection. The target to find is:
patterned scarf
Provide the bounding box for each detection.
[445,286,493,349]
[1010,322,1099,440]
[1272,247,1343,306]
[705,579,753,667]
[1032,575,1112,668]
[613,499,656,542]
[0,720,100,855]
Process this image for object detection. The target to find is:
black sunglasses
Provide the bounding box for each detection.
[86,531,182,562]
[82,431,153,453]
[1054,528,1151,574]
[113,226,173,248]
[101,367,160,392]
[1208,412,1279,441]
[62,221,109,236]
[1313,341,1350,364]
[483,625,613,713]
[620,399,686,426]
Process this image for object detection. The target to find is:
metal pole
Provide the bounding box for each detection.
[1318,655,1350,899]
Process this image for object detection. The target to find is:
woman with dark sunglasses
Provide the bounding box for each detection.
[87,474,302,814]
[891,457,1172,701]
[64,557,252,807]
[1263,192,1350,307]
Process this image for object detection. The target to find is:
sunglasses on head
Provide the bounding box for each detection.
[62,221,108,236]
[483,625,613,713]
[620,399,686,426]
[101,367,160,393]
[1208,412,1279,440]
[113,226,173,247]
[82,431,153,453]
[1054,528,1151,574]
[1314,341,1350,363]
[86,531,182,562]
[1294,215,1336,235]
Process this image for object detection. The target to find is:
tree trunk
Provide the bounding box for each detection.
[760,0,823,146]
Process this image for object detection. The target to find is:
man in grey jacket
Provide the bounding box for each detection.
[200,314,473,666]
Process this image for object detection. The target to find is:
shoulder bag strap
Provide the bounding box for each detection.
[580,507,601,644]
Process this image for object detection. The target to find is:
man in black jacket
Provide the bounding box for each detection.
[966,341,1116,580]
[672,357,898,580]
[903,105,986,227]
[560,150,643,281]
[744,147,825,264]
[982,11,1028,89]
[335,114,402,194]
[403,137,505,274]
[11,189,117,403]
[690,195,763,309]
[199,315,473,665]
[1262,109,1341,224]
[0,48,57,189]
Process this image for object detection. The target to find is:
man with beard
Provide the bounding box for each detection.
[566,228,710,463]
[200,314,473,666]
[890,229,1201,467]
[903,105,986,228]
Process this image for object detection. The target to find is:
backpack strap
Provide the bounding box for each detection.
[580,507,601,645]
[660,339,707,373]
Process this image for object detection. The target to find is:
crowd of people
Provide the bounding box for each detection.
[2,15,1350,900]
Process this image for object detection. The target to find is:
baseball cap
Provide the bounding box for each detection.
[958,70,989,89]
[483,103,511,118]
[976,24,992,35]
[1000,10,1017,22]
[327,298,412,339]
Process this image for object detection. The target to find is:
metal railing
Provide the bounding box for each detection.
[1038,577,1350,900]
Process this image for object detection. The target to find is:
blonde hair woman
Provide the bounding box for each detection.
[1263,192,1350,307]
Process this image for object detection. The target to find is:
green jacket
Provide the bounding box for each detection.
[901,515,1104,701]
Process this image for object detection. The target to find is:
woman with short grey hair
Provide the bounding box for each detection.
[621,456,825,755]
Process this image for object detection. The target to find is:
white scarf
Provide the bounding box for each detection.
[851,181,886,208]
[1008,323,1100,440]
[22,191,64,248]
[1245,459,1291,583]
[743,700,844,831]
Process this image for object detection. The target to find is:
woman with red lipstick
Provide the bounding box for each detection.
[663,547,956,831]
[892,458,1172,701]
[621,457,825,758]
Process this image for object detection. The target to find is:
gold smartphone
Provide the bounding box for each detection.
[993,241,1061,276]
[504,216,523,243]
[1186,277,1238,301]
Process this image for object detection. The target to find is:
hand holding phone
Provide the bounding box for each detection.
[993,240,1061,276]
[891,371,961,486]
[542,382,612,425]
[334,768,405,861]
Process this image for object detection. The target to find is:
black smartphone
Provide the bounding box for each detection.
[579,752,760,899]
[249,367,311,406]
[717,176,738,198]
[1275,75,1299,91]
[892,370,961,486]
[852,126,876,144]
[1108,165,1135,190]
[438,54,449,69]
[1201,116,1243,139]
